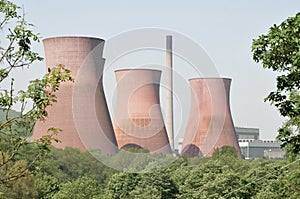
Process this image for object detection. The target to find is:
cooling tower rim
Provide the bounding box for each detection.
[114,68,162,73]
[188,77,232,82]
[43,36,105,42]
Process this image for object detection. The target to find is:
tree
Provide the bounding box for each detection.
[106,170,178,199]
[0,0,72,188]
[277,92,300,159]
[38,147,116,185]
[212,145,239,159]
[251,12,300,156]
[52,176,103,199]
[128,171,178,199]
[34,174,60,199]
[178,160,254,199]
[107,172,140,199]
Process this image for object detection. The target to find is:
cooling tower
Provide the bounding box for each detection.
[181,78,241,158]
[113,69,172,154]
[32,36,118,154]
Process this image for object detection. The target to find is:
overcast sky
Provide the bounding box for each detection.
[10,0,300,142]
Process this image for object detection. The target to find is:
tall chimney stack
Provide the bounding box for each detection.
[166,35,174,153]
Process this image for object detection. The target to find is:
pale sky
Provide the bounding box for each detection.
[10,0,300,143]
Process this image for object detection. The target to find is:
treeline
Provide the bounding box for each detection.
[0,146,299,199]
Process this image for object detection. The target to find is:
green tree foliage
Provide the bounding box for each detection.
[128,171,178,199]
[0,146,297,198]
[178,160,253,199]
[33,146,299,199]
[34,174,60,199]
[0,147,117,198]
[246,159,300,199]
[0,175,38,199]
[101,147,176,173]
[278,92,300,159]
[107,170,178,199]
[39,147,116,185]
[52,176,103,199]
[251,12,300,156]
[0,0,72,190]
[107,172,140,199]
[212,145,239,159]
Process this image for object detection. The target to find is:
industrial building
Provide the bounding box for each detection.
[235,127,259,140]
[181,78,242,158]
[32,37,118,155]
[236,127,285,159]
[112,69,171,154]
[32,35,260,158]
[239,139,284,159]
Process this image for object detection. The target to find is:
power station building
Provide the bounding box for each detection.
[236,127,284,159]
[32,35,268,159]
[235,127,259,140]
[239,139,284,159]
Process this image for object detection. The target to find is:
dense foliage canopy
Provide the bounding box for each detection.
[252,12,300,157]
[1,146,299,199]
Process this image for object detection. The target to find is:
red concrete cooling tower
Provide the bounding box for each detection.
[113,69,172,154]
[32,36,118,154]
[181,78,241,158]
